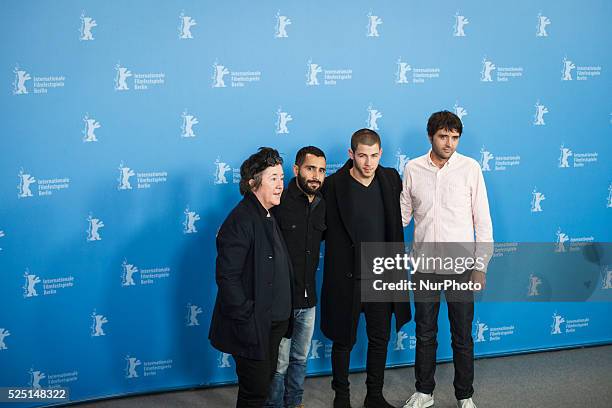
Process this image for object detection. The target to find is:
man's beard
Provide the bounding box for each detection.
[297,173,321,195]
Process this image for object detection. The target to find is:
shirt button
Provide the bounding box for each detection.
[268,255,273,259]
[306,250,311,254]
[347,273,353,278]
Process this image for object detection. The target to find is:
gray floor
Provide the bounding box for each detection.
[74,345,612,408]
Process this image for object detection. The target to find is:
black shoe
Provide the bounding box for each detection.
[364,394,395,408]
[334,393,352,408]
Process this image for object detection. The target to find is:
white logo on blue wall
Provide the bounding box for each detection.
[474,319,489,342]
[91,309,108,337]
[0,328,10,350]
[558,145,572,168]
[479,147,520,172]
[125,355,141,378]
[393,330,409,350]
[87,214,104,241]
[607,183,612,208]
[481,58,496,82]
[186,303,203,326]
[275,12,291,38]
[395,59,411,84]
[29,369,46,389]
[552,228,594,253]
[530,187,545,213]
[114,64,132,90]
[474,319,515,341]
[562,57,575,81]
[395,149,409,177]
[481,57,523,82]
[121,260,138,286]
[306,60,352,86]
[533,101,548,126]
[309,339,324,359]
[214,158,231,184]
[366,104,382,130]
[601,265,612,289]
[276,108,293,134]
[23,269,40,298]
[454,102,468,121]
[181,110,199,138]
[555,228,569,253]
[551,312,565,334]
[0,230,5,252]
[17,169,36,198]
[178,12,196,39]
[118,163,135,190]
[183,207,200,234]
[528,274,542,296]
[536,13,550,37]
[13,65,31,95]
[453,12,469,37]
[218,352,232,368]
[366,13,383,37]
[480,147,494,172]
[83,114,101,142]
[79,12,97,41]
[212,61,229,88]
[306,60,322,86]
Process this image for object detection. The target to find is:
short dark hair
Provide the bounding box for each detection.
[427,110,463,137]
[295,146,326,167]
[350,128,381,152]
[239,147,283,195]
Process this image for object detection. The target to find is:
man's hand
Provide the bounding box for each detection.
[470,270,486,291]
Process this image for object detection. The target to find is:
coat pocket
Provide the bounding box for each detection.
[232,316,258,346]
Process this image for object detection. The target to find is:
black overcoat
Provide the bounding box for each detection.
[209,192,293,360]
[320,160,411,344]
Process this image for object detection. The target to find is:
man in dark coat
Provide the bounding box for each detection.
[320,129,412,408]
[209,147,294,408]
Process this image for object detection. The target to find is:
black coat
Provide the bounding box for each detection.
[271,178,326,309]
[320,160,411,344]
[209,192,293,360]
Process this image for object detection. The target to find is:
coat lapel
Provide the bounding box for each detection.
[375,165,398,242]
[334,160,356,244]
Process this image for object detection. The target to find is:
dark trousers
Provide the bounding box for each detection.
[331,282,392,397]
[233,320,290,408]
[413,272,474,400]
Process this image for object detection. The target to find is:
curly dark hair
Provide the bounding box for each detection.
[239,147,283,195]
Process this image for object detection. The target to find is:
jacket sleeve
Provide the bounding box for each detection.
[215,217,254,321]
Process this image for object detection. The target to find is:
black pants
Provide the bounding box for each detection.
[233,320,289,408]
[331,282,392,397]
[413,272,474,400]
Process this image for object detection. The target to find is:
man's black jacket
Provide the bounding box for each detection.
[320,160,412,344]
[272,177,326,309]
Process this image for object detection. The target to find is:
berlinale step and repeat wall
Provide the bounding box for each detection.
[1,0,611,406]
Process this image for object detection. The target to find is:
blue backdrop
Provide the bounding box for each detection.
[1,1,611,406]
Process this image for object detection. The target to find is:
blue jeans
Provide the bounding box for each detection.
[264,307,316,408]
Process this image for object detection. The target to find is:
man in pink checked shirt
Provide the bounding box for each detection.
[400,111,493,408]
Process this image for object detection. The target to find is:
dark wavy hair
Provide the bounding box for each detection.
[427,110,463,137]
[239,147,283,195]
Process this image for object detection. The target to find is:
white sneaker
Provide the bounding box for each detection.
[457,397,477,408]
[403,392,434,408]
